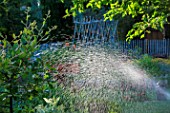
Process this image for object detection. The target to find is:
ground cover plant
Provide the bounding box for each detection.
[153,57,170,65]
[136,54,170,86]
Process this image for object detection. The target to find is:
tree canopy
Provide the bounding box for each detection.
[64,0,170,41]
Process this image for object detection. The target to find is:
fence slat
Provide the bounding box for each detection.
[119,39,170,57]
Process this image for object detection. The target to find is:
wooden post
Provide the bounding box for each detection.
[145,39,148,54]
[10,77,13,113]
[10,96,13,113]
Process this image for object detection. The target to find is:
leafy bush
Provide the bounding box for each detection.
[0,9,68,113]
[137,54,162,76]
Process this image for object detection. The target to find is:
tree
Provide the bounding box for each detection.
[40,0,73,41]
[0,0,42,41]
[0,0,74,41]
[64,0,170,41]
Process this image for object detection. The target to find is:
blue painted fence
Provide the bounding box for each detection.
[119,39,170,57]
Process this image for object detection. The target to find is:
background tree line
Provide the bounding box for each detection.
[1,0,170,42]
[0,0,73,42]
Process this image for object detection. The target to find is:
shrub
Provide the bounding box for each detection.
[137,54,162,76]
[0,8,78,113]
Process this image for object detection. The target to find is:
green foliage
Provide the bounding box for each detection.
[35,85,79,113]
[74,97,122,113]
[0,0,41,37]
[137,54,162,76]
[0,8,80,112]
[65,0,170,41]
[107,101,122,113]
[0,8,58,112]
[152,58,170,65]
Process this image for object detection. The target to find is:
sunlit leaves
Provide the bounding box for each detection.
[64,0,170,40]
[126,21,148,42]
[86,2,93,8]
[60,0,64,3]
[43,97,60,105]
[65,9,70,17]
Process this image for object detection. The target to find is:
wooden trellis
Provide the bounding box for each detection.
[73,16,118,45]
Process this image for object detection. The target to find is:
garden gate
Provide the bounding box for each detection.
[73,15,118,46]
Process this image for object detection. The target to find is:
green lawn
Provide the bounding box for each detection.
[123,101,170,113]
[153,58,170,75]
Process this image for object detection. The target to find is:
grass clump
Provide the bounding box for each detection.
[152,58,170,65]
